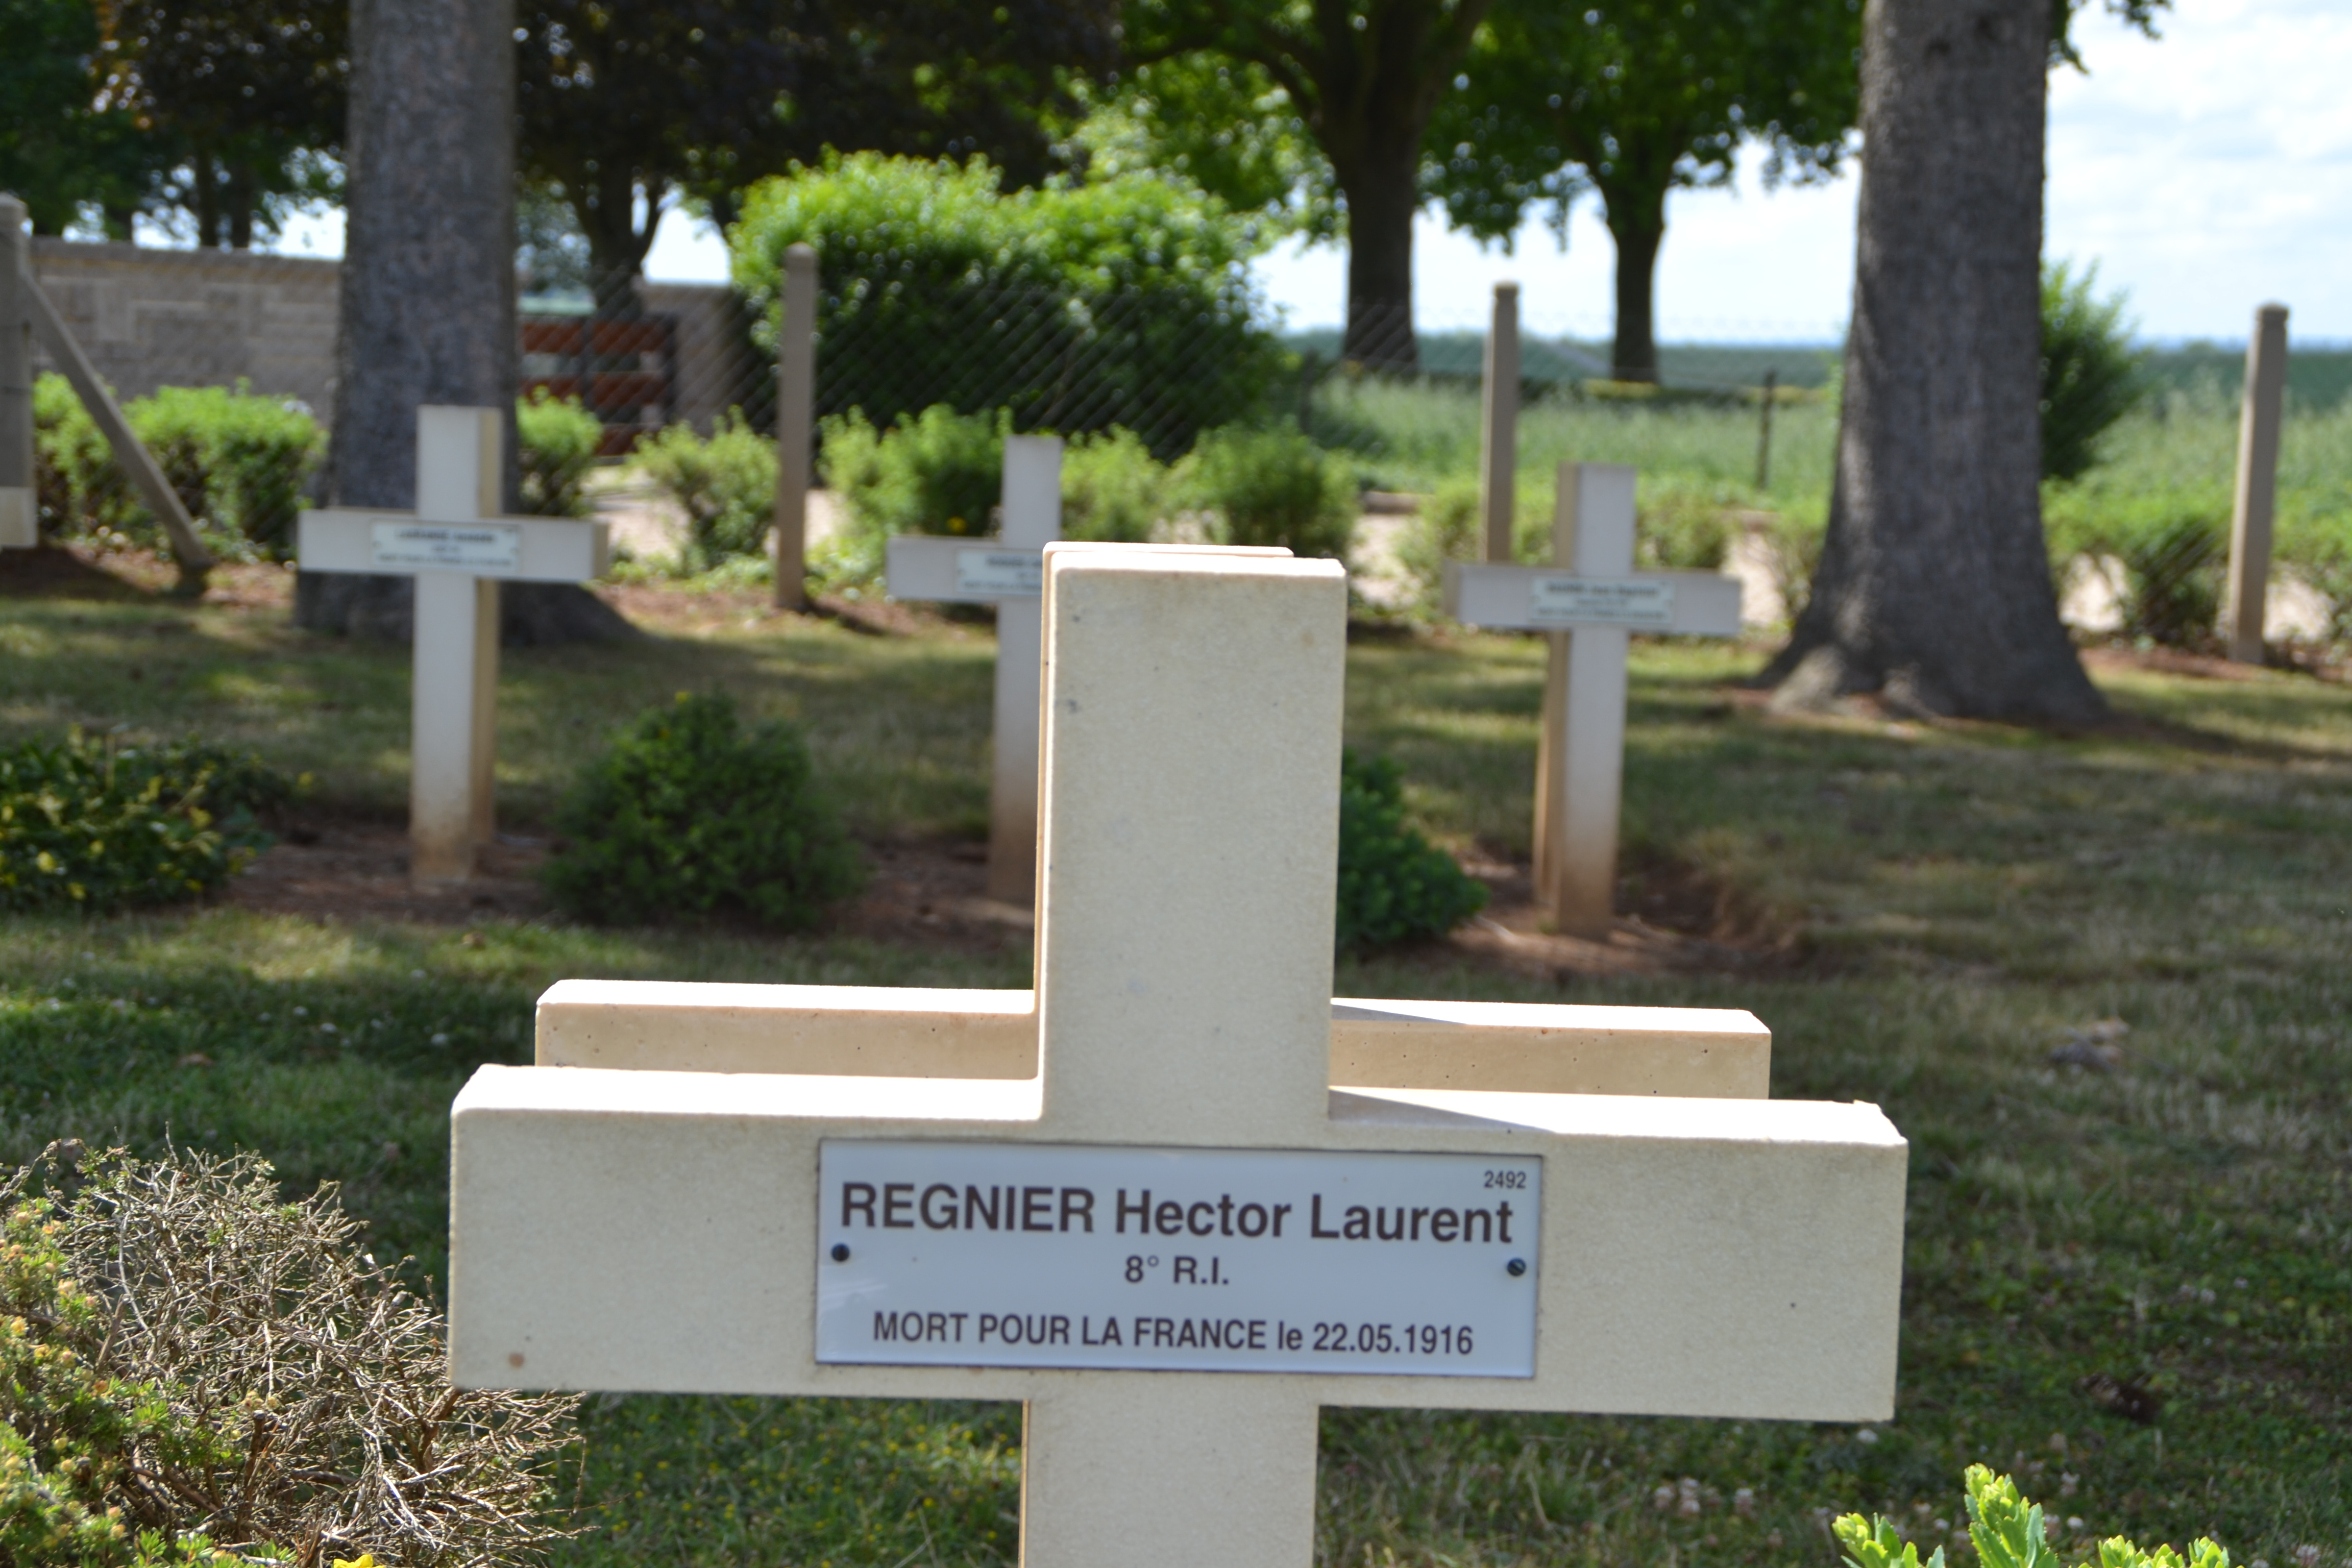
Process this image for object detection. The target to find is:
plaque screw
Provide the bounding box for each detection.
[1507,1258,1528,1278]
[830,1244,850,1263]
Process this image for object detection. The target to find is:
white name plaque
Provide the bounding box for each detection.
[1529,577,1675,628]
[371,522,522,571]
[816,1141,1541,1377]
[954,549,1043,597]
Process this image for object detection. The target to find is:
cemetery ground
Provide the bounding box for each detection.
[2,555,2348,1567]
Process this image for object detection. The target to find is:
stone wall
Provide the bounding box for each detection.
[29,238,343,414]
[23,239,759,434]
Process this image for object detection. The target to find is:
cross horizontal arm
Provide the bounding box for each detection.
[447,1063,1904,1420]
[530,980,1770,1098]
[297,507,610,583]
[1446,564,1743,635]
[885,533,1041,602]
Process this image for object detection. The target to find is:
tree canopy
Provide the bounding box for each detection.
[1428,0,1860,383]
[0,0,148,235]
[1123,0,1494,371]
[515,0,1116,310]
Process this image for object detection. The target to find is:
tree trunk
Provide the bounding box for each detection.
[1601,191,1664,384]
[1335,144,1420,373]
[307,0,629,644]
[1763,0,2102,723]
[191,153,222,249]
[574,172,660,318]
[226,163,256,250]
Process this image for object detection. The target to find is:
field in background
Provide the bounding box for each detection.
[1,576,2346,1565]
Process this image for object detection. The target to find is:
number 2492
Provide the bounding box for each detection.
[1481,1169,1527,1189]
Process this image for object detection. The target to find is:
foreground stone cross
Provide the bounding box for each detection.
[883,433,1063,904]
[451,546,1903,1568]
[1446,463,1742,936]
[298,407,608,882]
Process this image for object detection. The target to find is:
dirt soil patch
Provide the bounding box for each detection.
[223,818,1777,981]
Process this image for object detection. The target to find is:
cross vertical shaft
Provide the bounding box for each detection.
[408,406,504,881]
[987,436,1063,904]
[1533,464,1636,936]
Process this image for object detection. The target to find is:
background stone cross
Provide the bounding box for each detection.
[298,406,608,883]
[1446,462,1743,935]
[883,433,1063,905]
[449,546,1902,1568]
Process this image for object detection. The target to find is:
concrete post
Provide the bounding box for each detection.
[987,434,1063,906]
[0,196,33,549]
[771,244,818,609]
[1478,283,1521,562]
[1531,464,1638,938]
[2222,303,2289,665]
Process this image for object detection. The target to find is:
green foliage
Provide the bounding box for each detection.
[1393,478,1483,615]
[814,406,1006,591]
[2043,261,2148,483]
[634,413,779,570]
[514,390,601,519]
[0,0,149,234]
[0,1191,266,1566]
[732,152,1286,458]
[33,376,323,558]
[1069,56,1340,242]
[1636,483,1737,571]
[545,693,863,930]
[0,731,291,915]
[1185,422,1356,558]
[1837,1466,2233,1568]
[1060,427,1171,544]
[1335,751,1487,950]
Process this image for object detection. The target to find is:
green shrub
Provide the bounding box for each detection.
[1061,426,1170,543]
[1636,482,1736,571]
[2278,514,2352,646]
[1837,1464,2232,1568]
[33,375,323,558]
[545,693,863,929]
[2043,260,2148,484]
[1335,751,1487,950]
[1393,477,1481,616]
[1185,422,1356,558]
[635,413,779,571]
[0,1143,576,1567]
[0,731,293,915]
[815,406,1006,592]
[732,152,1287,460]
[516,390,602,519]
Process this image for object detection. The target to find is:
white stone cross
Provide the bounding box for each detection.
[1446,462,1743,936]
[298,406,609,883]
[449,545,1903,1568]
[883,433,1063,905]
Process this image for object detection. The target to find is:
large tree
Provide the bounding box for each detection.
[1125,0,1495,371]
[96,0,348,248]
[1428,0,1859,382]
[514,0,1115,312]
[0,0,151,234]
[1765,0,2162,721]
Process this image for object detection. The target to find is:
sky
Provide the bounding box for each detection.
[253,0,2349,346]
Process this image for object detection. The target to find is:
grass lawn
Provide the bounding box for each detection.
[1,568,2347,1566]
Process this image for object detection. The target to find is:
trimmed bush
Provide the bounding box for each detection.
[1061,426,1170,544]
[635,413,779,570]
[544,693,863,929]
[1186,422,1356,559]
[0,731,293,915]
[515,390,601,519]
[1336,751,1487,950]
[732,153,1287,460]
[815,406,1006,592]
[34,375,323,558]
[1,1143,576,1566]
